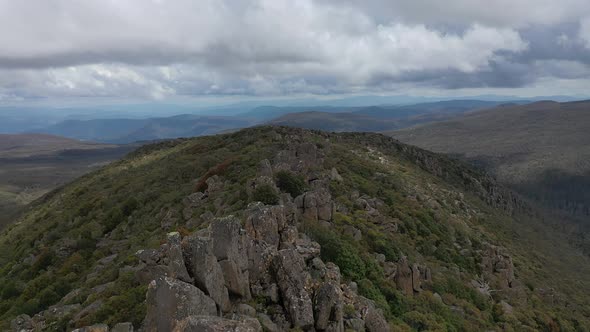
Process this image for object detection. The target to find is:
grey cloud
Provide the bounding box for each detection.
[0,0,588,100]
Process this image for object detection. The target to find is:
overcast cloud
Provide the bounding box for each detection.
[0,0,589,101]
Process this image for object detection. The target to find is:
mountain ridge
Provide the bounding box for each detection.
[1,126,589,331]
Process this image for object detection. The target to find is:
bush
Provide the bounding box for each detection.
[276,171,306,197]
[306,223,366,280]
[252,185,279,205]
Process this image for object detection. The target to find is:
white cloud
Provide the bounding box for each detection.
[0,0,585,99]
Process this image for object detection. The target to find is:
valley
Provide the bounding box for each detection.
[0,134,137,229]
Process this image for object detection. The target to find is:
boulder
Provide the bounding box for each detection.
[244,204,285,248]
[112,322,134,332]
[144,277,217,332]
[296,188,333,222]
[173,315,262,332]
[71,324,109,332]
[314,283,344,331]
[182,236,231,312]
[166,232,193,283]
[395,257,413,296]
[219,259,251,299]
[356,297,390,332]
[411,263,422,292]
[10,314,33,332]
[210,217,249,271]
[273,249,314,329]
[257,313,280,332]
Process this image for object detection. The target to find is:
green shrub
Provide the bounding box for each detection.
[276,171,306,197]
[252,185,279,205]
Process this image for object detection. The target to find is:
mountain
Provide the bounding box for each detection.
[352,100,506,120]
[267,100,507,132]
[0,134,136,229]
[268,111,399,132]
[389,100,590,219]
[38,115,254,143]
[1,126,589,331]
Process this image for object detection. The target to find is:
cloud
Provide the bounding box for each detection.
[0,0,587,99]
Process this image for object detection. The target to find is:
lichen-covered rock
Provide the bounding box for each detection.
[210,217,249,271]
[314,283,344,331]
[245,204,285,248]
[480,243,515,290]
[356,297,390,332]
[219,259,251,299]
[10,314,33,332]
[296,188,333,222]
[112,322,134,332]
[182,236,231,312]
[173,315,262,332]
[71,324,109,332]
[144,277,217,332]
[395,257,413,296]
[166,232,193,283]
[273,249,314,329]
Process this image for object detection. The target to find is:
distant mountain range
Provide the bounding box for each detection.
[37,115,254,143]
[268,100,510,132]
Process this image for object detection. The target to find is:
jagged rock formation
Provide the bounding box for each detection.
[137,206,390,332]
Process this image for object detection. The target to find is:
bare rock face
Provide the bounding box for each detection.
[182,236,231,312]
[395,257,414,296]
[314,283,344,331]
[295,188,333,222]
[480,243,515,290]
[245,204,286,248]
[273,249,315,329]
[10,314,33,332]
[144,277,217,332]
[173,315,262,332]
[219,259,251,299]
[71,324,109,332]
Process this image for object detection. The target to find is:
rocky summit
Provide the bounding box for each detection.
[1,126,590,331]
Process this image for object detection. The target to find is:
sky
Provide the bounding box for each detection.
[0,0,589,104]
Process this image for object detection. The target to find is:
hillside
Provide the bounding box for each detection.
[389,100,590,218]
[1,127,589,331]
[0,134,135,229]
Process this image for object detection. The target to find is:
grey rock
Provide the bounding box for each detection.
[166,232,193,283]
[314,283,344,331]
[112,322,134,332]
[71,324,109,332]
[10,314,33,332]
[144,277,217,332]
[235,303,256,317]
[273,249,314,329]
[245,204,285,248]
[182,236,231,312]
[210,217,249,271]
[411,263,422,292]
[173,315,262,332]
[257,313,280,332]
[395,257,413,296]
[219,259,251,299]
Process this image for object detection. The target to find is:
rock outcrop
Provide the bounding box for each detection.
[133,200,389,331]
